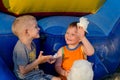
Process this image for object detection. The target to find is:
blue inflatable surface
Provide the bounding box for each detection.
[0,57,17,80]
[0,0,120,80]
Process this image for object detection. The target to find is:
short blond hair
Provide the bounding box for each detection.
[12,15,36,37]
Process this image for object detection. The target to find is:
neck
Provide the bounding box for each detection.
[68,43,79,49]
[19,37,33,50]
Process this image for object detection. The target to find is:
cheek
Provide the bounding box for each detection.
[72,36,78,40]
[73,36,80,42]
[65,34,67,39]
[65,34,67,38]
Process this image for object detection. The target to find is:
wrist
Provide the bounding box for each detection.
[61,70,66,76]
[35,58,41,64]
[81,36,86,41]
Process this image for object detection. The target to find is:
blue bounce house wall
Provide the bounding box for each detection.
[89,18,120,80]
[0,0,120,80]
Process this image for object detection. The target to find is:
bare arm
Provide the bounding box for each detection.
[81,36,94,56]
[19,51,52,75]
[77,27,94,56]
[55,48,67,76]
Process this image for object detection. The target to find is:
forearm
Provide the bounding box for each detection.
[55,65,65,76]
[19,59,39,74]
[81,37,94,56]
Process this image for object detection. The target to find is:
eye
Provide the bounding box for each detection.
[66,32,69,35]
[35,26,37,28]
[35,25,39,29]
[71,34,75,36]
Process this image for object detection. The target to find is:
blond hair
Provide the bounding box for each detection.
[12,15,36,37]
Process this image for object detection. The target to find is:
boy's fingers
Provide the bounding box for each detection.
[39,51,43,56]
[40,51,43,53]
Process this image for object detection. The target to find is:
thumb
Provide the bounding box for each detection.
[39,51,43,56]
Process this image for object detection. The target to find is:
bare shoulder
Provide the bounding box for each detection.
[57,47,63,57]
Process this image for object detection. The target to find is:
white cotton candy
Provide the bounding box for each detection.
[67,60,94,80]
[77,17,89,33]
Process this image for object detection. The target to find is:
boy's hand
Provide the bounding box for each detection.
[47,53,58,64]
[77,26,85,41]
[37,51,52,64]
[47,56,57,64]
[63,70,69,77]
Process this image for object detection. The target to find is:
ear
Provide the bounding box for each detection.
[24,29,29,35]
[25,29,28,34]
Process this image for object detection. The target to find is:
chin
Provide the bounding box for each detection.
[34,35,40,38]
[66,42,70,44]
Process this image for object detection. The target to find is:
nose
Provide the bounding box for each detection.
[66,34,71,38]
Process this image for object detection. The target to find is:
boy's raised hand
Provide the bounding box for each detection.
[77,26,85,41]
[37,51,52,64]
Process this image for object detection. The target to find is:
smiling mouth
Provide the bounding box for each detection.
[67,38,72,41]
